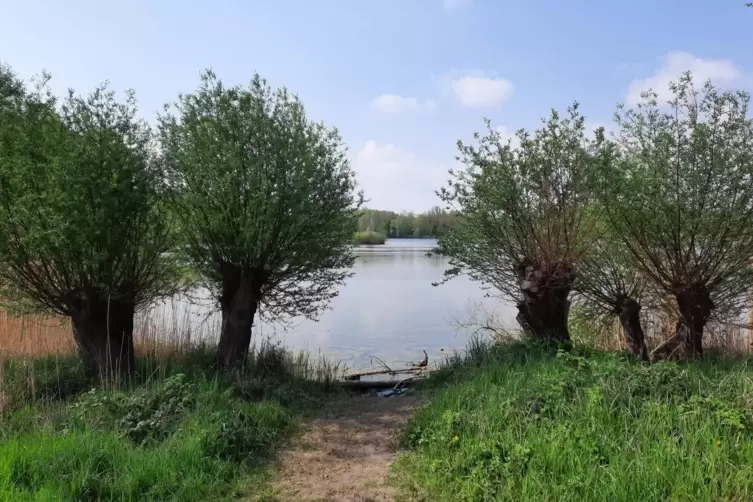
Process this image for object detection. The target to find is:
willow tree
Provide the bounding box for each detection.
[437,105,605,342]
[0,65,173,377]
[159,71,361,369]
[598,73,753,358]
[574,232,649,359]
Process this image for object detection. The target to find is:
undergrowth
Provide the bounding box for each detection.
[0,343,344,501]
[394,339,753,501]
[351,231,386,245]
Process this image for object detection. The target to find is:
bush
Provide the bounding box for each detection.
[352,231,386,245]
[68,373,196,445]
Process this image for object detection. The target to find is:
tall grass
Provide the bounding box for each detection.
[568,309,753,357]
[394,338,753,501]
[0,306,344,500]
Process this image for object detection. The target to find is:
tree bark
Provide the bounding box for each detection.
[515,260,574,342]
[616,296,648,361]
[674,284,713,359]
[66,291,135,380]
[216,264,267,369]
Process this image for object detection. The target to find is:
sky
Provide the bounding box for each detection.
[1,0,751,212]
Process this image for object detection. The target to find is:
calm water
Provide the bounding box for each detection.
[147,239,516,370]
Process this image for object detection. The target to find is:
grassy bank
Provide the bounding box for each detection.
[351,231,386,245]
[394,340,753,501]
[0,342,343,501]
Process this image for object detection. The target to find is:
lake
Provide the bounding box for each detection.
[146,238,517,371]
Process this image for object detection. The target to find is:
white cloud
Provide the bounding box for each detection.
[451,75,514,107]
[352,141,449,211]
[370,94,437,114]
[443,0,472,9]
[626,51,743,106]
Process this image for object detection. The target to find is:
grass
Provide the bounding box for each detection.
[7,307,753,501]
[0,311,345,501]
[351,231,386,245]
[393,338,753,501]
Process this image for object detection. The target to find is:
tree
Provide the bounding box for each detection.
[597,73,753,358]
[575,229,649,360]
[380,218,393,238]
[413,213,432,237]
[159,71,362,369]
[353,207,457,238]
[394,213,415,237]
[437,106,604,342]
[0,64,173,378]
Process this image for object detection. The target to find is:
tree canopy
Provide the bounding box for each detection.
[596,74,753,357]
[355,207,458,239]
[437,105,606,341]
[0,63,173,377]
[159,70,362,368]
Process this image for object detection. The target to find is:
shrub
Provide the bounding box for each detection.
[352,231,386,245]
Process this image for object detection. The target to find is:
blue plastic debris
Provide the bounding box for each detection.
[376,387,408,397]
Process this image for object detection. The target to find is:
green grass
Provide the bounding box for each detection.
[351,231,386,245]
[0,343,344,501]
[394,339,753,501]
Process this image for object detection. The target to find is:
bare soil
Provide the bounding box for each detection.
[269,394,420,502]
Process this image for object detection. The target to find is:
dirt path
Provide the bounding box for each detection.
[269,394,420,502]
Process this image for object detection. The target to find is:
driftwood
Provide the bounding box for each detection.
[340,351,431,391]
[344,367,425,381]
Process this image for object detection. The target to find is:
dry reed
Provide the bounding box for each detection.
[584,312,753,357]
[0,298,222,360]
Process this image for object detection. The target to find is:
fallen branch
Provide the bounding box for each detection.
[343,367,424,381]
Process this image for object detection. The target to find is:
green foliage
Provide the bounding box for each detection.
[596,74,753,322]
[436,105,604,299]
[69,373,196,445]
[351,231,386,245]
[1,356,90,406]
[395,341,753,501]
[573,208,647,318]
[356,207,457,238]
[0,345,341,500]
[198,402,292,464]
[0,63,174,315]
[159,70,362,322]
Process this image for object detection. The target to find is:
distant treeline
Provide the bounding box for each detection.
[355,207,458,238]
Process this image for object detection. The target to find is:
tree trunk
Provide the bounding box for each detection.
[674,284,713,359]
[616,296,648,361]
[216,264,267,369]
[67,292,135,380]
[515,260,574,342]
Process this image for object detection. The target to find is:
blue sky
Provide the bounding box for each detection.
[1,0,751,211]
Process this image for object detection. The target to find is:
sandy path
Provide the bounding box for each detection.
[269,394,420,502]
